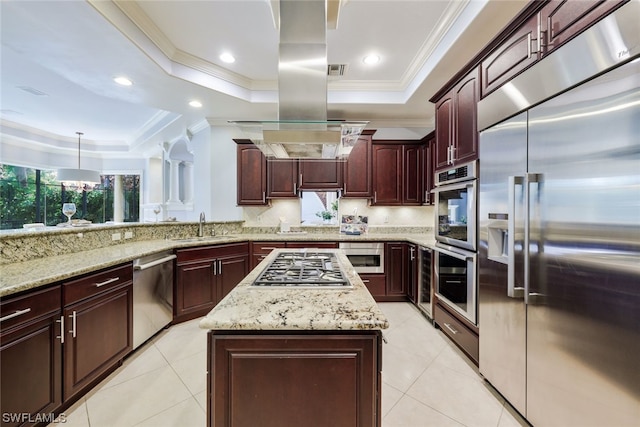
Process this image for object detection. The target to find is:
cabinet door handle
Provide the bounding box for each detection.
[56,316,65,344]
[95,277,119,287]
[374,191,377,204]
[293,182,297,195]
[443,322,458,335]
[212,261,217,276]
[0,308,31,323]
[218,260,222,275]
[362,279,370,283]
[69,311,77,338]
[262,191,266,204]
[450,146,456,164]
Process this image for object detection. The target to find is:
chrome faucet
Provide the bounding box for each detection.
[198,212,205,237]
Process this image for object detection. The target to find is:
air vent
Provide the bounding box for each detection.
[327,64,347,77]
[17,86,49,96]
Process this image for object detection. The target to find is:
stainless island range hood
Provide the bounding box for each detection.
[230,0,368,159]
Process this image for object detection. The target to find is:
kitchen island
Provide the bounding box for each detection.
[199,249,389,427]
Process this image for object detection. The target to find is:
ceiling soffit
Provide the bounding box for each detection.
[91,0,470,103]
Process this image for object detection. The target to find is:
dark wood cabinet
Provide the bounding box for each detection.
[267,159,298,199]
[342,132,374,198]
[1,286,62,426]
[434,302,479,365]
[403,144,423,205]
[435,69,479,171]
[359,273,386,300]
[298,160,343,190]
[175,243,249,322]
[372,142,425,205]
[539,0,628,54]
[208,331,382,427]
[480,17,539,98]
[422,132,435,205]
[372,144,402,205]
[385,243,408,301]
[236,142,267,206]
[250,242,286,270]
[62,264,133,401]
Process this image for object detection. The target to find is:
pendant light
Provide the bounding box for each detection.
[56,132,101,190]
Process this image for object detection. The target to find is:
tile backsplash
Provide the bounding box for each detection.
[243,198,434,228]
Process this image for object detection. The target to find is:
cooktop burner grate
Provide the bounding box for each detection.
[253,251,350,287]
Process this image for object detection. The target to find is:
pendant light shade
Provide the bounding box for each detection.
[57,132,101,190]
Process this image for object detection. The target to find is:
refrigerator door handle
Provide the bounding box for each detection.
[525,173,544,305]
[508,176,525,299]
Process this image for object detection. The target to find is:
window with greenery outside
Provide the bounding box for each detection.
[0,164,139,230]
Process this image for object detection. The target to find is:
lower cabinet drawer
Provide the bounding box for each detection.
[434,303,479,365]
[63,264,133,305]
[0,285,61,331]
[359,274,386,299]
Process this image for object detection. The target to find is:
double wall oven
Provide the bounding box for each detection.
[433,161,478,325]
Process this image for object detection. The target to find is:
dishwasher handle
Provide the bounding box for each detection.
[134,254,177,271]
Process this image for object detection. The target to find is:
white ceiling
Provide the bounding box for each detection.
[0,0,528,157]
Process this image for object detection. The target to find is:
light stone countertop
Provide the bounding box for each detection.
[0,232,435,298]
[198,249,389,331]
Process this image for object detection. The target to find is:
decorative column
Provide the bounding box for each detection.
[167,159,181,204]
[183,161,194,204]
[114,175,124,222]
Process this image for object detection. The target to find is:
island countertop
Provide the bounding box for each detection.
[198,249,389,331]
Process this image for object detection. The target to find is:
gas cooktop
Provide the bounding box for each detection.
[252,251,351,288]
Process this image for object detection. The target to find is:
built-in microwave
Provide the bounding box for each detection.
[433,161,477,251]
[434,243,477,325]
[338,242,384,274]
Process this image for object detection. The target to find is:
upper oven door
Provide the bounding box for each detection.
[434,179,477,251]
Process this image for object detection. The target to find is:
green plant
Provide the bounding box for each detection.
[315,200,338,222]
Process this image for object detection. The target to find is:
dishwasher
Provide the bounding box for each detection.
[132,251,176,349]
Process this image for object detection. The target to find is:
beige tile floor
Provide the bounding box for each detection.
[59,303,529,427]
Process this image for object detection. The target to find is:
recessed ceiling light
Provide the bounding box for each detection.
[114,76,133,86]
[220,53,236,64]
[363,55,380,65]
[189,100,203,108]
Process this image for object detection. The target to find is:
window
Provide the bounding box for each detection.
[0,164,139,229]
[300,191,339,225]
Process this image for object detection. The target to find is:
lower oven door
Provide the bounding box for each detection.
[434,244,477,325]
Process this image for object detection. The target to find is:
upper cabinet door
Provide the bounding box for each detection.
[298,160,343,190]
[403,144,422,205]
[267,160,298,198]
[435,96,453,170]
[236,144,267,205]
[453,69,479,165]
[480,15,539,98]
[342,134,373,198]
[540,0,628,55]
[372,144,403,205]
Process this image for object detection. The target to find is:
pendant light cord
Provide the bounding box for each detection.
[76,131,83,169]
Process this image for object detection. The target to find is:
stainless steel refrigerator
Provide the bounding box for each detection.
[477,3,640,425]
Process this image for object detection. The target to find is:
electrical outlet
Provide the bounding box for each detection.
[384,215,389,223]
[112,232,121,241]
[124,231,133,239]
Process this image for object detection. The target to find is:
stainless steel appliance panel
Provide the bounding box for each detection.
[417,247,433,318]
[525,58,640,427]
[434,244,477,325]
[434,161,478,251]
[478,112,528,415]
[132,251,176,349]
[478,54,640,425]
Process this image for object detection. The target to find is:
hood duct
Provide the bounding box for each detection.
[230,0,368,159]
